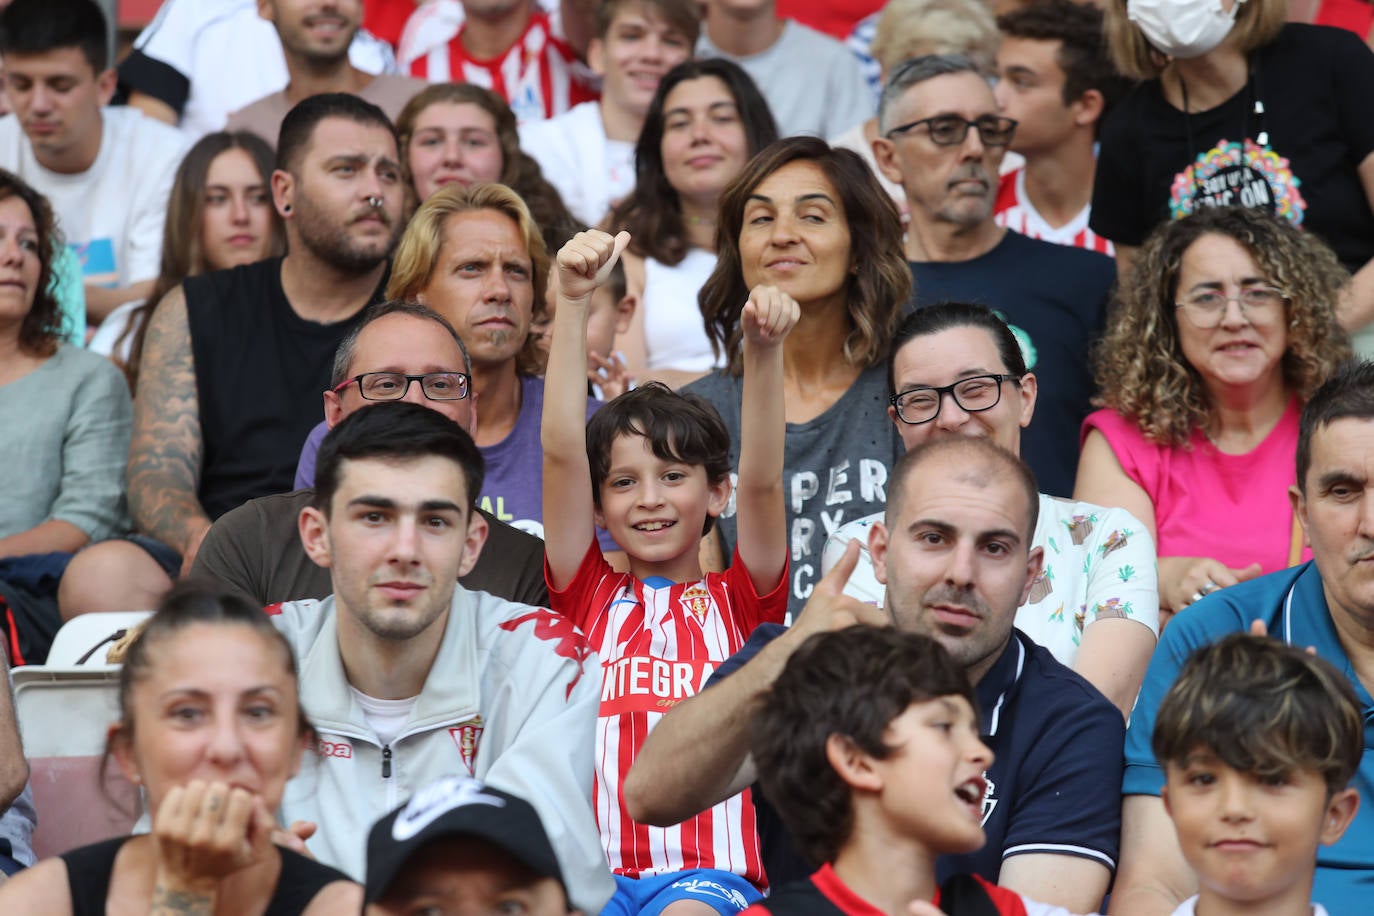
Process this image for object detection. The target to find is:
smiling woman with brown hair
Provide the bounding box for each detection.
[686,136,910,619]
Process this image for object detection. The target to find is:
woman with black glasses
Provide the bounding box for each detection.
[1075,207,1349,622]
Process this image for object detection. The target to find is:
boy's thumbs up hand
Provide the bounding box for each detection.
[557,230,631,302]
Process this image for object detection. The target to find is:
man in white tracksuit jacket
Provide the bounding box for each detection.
[268,401,614,913]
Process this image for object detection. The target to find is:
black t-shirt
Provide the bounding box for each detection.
[1091,23,1374,273]
[61,836,350,916]
[185,258,382,520]
[909,232,1113,497]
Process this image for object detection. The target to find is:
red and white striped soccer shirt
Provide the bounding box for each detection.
[404,9,597,123]
[994,168,1115,257]
[549,542,787,888]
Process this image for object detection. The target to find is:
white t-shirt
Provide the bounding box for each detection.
[124,0,395,140]
[821,493,1160,667]
[642,248,720,372]
[348,687,418,748]
[0,107,189,289]
[88,298,144,362]
[697,20,873,139]
[519,101,634,227]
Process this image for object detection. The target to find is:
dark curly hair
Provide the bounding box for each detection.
[0,170,64,357]
[1093,207,1350,447]
[752,625,978,866]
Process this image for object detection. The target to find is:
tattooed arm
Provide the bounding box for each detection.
[150,885,214,916]
[127,287,212,572]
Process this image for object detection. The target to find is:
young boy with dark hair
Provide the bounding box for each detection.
[1152,632,1363,916]
[745,624,1073,916]
[543,229,795,916]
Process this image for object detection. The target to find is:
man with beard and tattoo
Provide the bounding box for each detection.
[57,93,405,617]
[870,53,1115,499]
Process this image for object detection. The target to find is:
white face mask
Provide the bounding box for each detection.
[1128,0,1246,60]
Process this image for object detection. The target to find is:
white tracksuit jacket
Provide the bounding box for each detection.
[272,587,615,913]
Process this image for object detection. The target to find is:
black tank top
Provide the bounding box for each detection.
[184,258,383,520]
[60,836,352,916]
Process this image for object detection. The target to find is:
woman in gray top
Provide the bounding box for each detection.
[0,170,132,658]
[686,137,911,618]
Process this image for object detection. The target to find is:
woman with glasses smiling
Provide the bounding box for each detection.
[1075,207,1349,622]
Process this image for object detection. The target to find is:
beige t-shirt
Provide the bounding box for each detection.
[225,73,427,146]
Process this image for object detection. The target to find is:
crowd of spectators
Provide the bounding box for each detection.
[1,0,1374,914]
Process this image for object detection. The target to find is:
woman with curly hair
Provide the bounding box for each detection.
[1074,206,1349,619]
[0,170,132,663]
[685,136,911,619]
[395,83,576,258]
[1091,0,1374,345]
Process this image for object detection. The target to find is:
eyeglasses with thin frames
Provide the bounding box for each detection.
[1174,287,1289,330]
[884,114,1018,147]
[333,371,471,402]
[889,374,1022,425]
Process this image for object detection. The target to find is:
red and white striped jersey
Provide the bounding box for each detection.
[404,10,597,122]
[995,169,1115,257]
[548,542,787,889]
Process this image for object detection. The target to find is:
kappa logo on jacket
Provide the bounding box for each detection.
[498,609,592,699]
[317,738,353,759]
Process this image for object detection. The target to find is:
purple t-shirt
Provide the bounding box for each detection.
[294,374,616,549]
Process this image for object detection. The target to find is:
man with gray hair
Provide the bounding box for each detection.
[871,53,1114,498]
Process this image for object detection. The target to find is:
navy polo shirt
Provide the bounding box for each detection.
[1124,561,1374,911]
[715,625,1123,888]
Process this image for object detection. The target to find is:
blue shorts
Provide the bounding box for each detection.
[604,870,762,916]
[124,534,181,580]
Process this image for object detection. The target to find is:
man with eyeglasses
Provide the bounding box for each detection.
[193,301,550,608]
[820,303,1159,719]
[871,52,1116,497]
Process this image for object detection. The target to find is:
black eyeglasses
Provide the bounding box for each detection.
[333,371,471,402]
[890,374,1021,425]
[885,114,1018,147]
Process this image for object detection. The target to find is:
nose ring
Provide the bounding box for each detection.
[367,196,383,208]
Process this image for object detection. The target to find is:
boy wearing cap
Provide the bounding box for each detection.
[366,776,580,916]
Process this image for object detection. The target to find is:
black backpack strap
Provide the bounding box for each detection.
[937,874,1002,916]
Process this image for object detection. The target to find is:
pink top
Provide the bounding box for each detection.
[1082,400,1310,574]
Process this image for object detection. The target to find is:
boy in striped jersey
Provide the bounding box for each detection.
[542,229,794,916]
